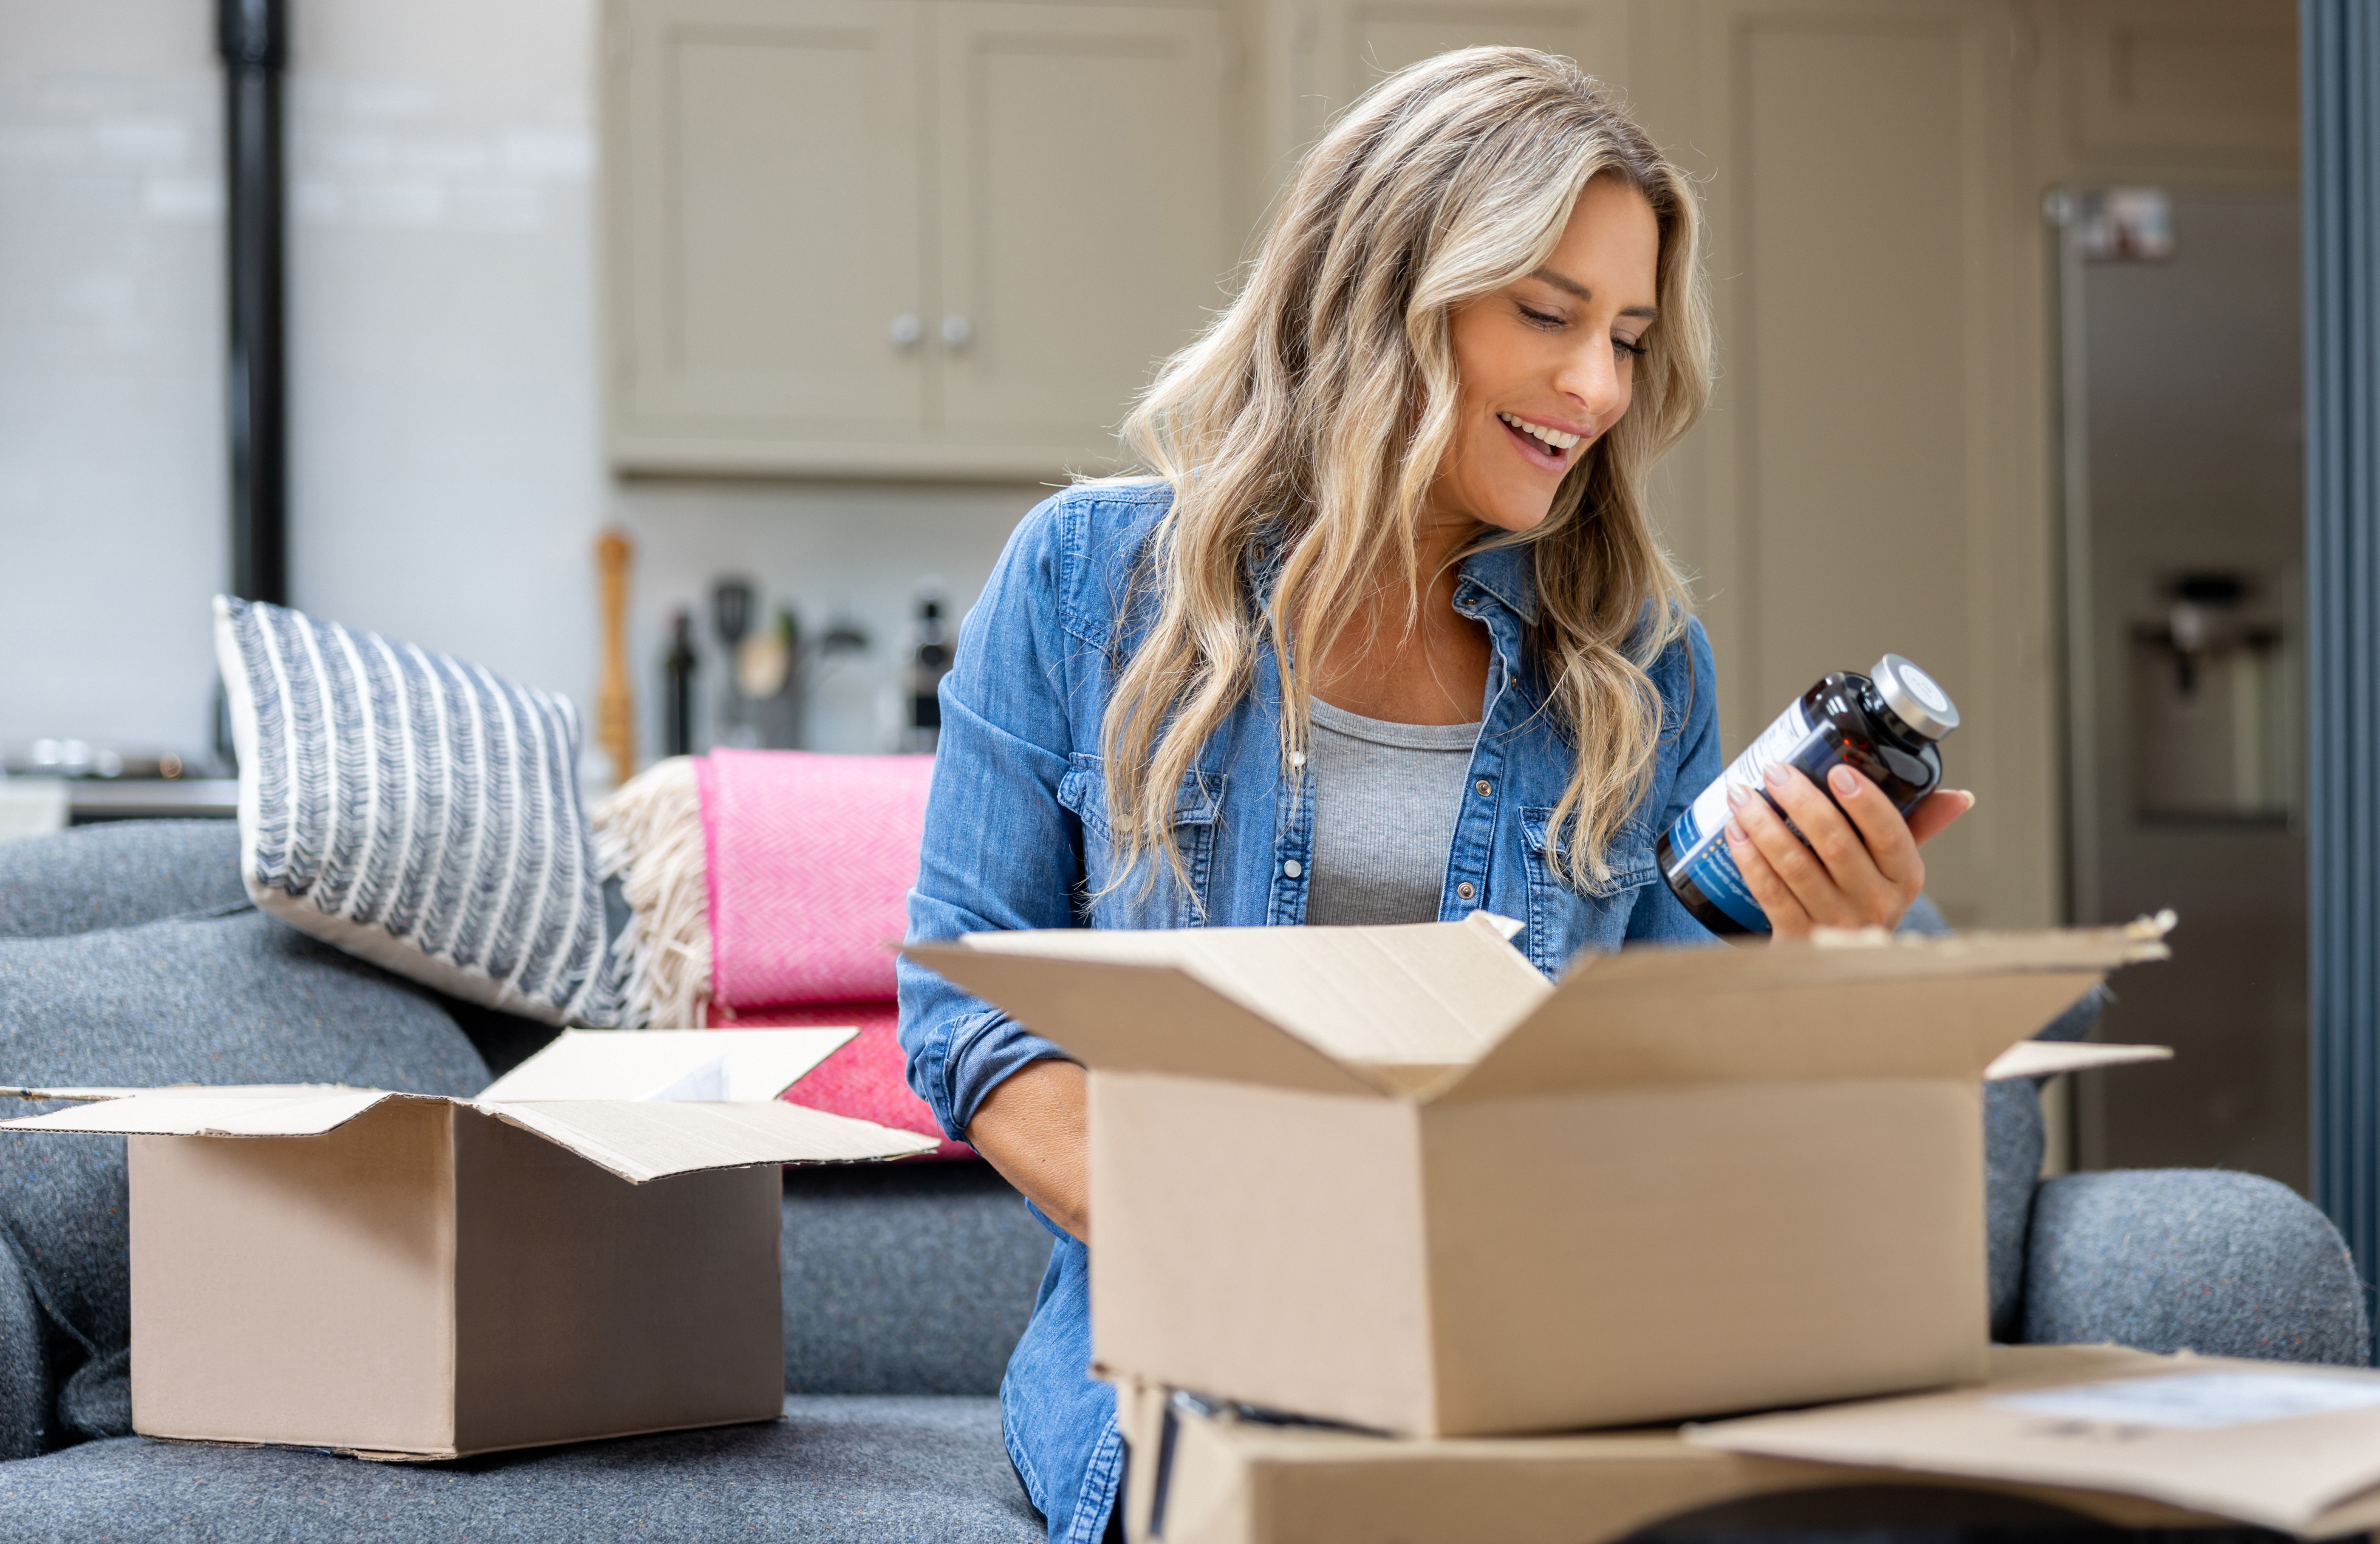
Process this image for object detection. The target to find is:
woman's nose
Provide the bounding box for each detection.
[1553,340,1624,420]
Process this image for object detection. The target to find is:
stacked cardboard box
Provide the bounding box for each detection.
[1110,1345,2380,1543]
[910,914,2380,1539]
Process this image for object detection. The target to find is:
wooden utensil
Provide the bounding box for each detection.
[595,529,635,787]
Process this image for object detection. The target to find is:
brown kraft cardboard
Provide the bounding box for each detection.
[1110,1346,2325,1544]
[908,915,2171,1438]
[2,1028,936,1458]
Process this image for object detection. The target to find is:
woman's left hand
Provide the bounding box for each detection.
[1723,763,1974,938]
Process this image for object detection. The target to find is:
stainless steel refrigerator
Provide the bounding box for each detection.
[2056,186,2306,1189]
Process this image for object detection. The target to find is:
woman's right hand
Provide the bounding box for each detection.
[965,1057,1091,1243]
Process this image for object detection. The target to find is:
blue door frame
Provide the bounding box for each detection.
[2305,0,2380,1354]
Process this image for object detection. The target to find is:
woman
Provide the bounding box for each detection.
[899,47,1969,1543]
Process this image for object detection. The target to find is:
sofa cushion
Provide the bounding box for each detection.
[0,1232,51,1461]
[781,1163,1051,1395]
[214,595,623,1027]
[0,821,249,938]
[0,1396,1040,1542]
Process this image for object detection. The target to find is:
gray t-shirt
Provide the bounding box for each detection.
[1303,698,1483,927]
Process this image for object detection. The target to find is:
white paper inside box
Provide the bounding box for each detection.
[0,1029,935,1459]
[907,915,2173,1440]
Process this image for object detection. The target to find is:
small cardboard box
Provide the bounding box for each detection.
[2,1028,936,1460]
[909,915,2170,1438]
[1110,1346,2329,1544]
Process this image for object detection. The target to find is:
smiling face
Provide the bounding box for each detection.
[1429,173,1661,535]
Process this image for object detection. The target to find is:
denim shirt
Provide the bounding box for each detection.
[898,479,1723,1146]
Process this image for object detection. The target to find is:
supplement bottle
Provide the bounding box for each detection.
[1657,654,1959,936]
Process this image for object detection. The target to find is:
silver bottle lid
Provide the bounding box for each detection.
[1870,654,1959,740]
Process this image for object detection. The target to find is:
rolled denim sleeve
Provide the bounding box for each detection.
[898,499,1091,1143]
[1624,617,1723,945]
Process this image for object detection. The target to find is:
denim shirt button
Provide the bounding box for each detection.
[1284,858,1303,879]
[1456,880,1476,900]
[1474,779,1492,797]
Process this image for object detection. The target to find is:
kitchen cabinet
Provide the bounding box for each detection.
[1284,1,1628,146]
[604,0,1236,478]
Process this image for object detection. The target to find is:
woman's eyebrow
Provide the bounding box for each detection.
[1528,265,1593,300]
[1526,267,1658,319]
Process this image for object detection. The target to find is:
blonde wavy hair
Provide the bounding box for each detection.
[1102,46,1714,894]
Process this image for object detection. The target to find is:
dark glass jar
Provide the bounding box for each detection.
[1656,654,1959,936]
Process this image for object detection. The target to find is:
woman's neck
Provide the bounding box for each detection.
[1307,517,1494,726]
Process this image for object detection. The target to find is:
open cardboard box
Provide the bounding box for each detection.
[1112,1344,2380,1544]
[908,914,2172,1438]
[1,1028,936,1460]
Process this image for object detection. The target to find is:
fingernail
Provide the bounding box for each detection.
[1726,784,1749,811]
[1829,764,1859,796]
[1726,820,1748,845]
[1763,763,1791,789]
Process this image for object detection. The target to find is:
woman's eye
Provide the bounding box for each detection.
[1517,304,1565,330]
[1613,335,1649,359]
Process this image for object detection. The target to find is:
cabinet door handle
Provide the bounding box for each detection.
[941,314,973,349]
[890,313,923,348]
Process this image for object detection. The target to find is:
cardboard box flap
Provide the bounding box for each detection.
[1,1083,366,1104]
[0,1087,409,1138]
[1557,920,2170,994]
[475,1027,857,1102]
[470,1098,937,1182]
[915,912,1544,1081]
[1983,1040,2172,1081]
[1686,1351,2380,1535]
[909,918,2168,1101]
[1435,925,2166,1102]
[903,943,1386,1095]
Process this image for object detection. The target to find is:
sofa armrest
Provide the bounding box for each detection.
[2023,1169,2369,1365]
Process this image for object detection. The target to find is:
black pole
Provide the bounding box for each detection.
[2303,0,2380,1363]
[219,0,287,605]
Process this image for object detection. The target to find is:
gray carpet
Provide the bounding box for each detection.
[0,1396,1041,1543]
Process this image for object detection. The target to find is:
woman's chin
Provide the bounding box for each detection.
[1474,493,1557,535]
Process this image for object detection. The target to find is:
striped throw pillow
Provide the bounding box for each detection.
[212,596,624,1026]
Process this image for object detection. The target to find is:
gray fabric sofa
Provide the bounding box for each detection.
[0,821,2363,1543]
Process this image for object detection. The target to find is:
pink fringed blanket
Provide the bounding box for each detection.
[601,748,966,1158]
[697,749,935,1009]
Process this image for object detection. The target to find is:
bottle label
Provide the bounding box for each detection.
[1664,698,1828,933]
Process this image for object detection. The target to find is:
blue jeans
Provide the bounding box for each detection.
[1002,1212,1123,1544]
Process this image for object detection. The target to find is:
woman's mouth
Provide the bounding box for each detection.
[1496,410,1584,470]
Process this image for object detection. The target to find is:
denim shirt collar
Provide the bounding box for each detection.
[1246,533,1539,626]
[1454,542,1537,626]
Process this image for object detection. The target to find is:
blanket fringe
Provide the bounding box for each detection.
[592,757,713,1030]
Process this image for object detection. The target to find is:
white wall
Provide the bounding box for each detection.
[0,0,1046,774]
[0,2,225,756]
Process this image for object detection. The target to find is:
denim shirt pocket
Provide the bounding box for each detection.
[1057,752,1226,928]
[1520,805,1658,975]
